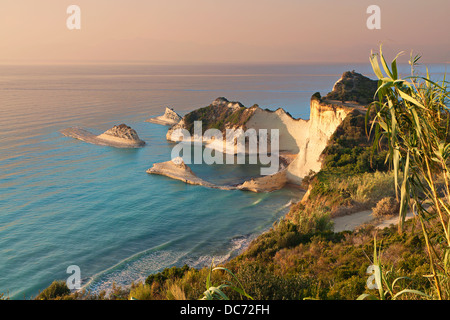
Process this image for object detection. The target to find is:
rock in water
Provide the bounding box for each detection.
[146,107,182,126]
[147,157,215,187]
[163,107,182,123]
[61,123,146,148]
[100,124,146,147]
[103,124,142,141]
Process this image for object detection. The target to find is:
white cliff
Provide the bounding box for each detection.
[149,71,374,190]
[244,96,353,184]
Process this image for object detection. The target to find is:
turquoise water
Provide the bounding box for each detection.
[1,63,447,299]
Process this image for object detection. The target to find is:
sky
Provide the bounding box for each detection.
[0,0,449,64]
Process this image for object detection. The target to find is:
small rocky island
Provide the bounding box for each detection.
[61,124,146,148]
[146,107,182,126]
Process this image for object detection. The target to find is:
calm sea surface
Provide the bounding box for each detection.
[0,63,447,299]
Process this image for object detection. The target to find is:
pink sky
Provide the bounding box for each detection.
[0,0,449,64]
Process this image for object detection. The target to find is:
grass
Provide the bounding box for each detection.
[302,170,395,218]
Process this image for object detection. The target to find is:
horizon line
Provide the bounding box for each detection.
[0,60,448,66]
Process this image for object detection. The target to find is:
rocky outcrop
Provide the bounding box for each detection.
[237,169,287,193]
[147,157,288,192]
[243,95,354,184]
[101,124,144,142]
[97,124,146,147]
[61,124,145,148]
[146,107,182,126]
[147,157,215,187]
[153,71,375,190]
[285,96,353,183]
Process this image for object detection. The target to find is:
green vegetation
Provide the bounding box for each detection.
[53,217,435,300]
[35,280,70,300]
[368,46,450,299]
[321,109,389,175]
[200,265,253,300]
[372,197,400,218]
[300,100,393,217]
[323,70,379,104]
[357,237,431,300]
[145,264,192,287]
[183,99,255,134]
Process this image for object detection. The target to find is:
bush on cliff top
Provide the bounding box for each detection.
[183,102,253,134]
[35,280,70,300]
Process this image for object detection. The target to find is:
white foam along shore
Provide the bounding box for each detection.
[61,124,146,148]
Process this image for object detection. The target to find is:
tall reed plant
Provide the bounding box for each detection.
[368,45,450,299]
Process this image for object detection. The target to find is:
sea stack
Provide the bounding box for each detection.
[97,124,146,147]
[146,107,182,126]
[61,123,146,148]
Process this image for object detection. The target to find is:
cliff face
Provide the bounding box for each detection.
[285,97,352,184]
[245,96,352,184]
[164,96,352,184]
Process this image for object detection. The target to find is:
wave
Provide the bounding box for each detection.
[81,233,254,297]
[251,198,263,206]
[81,238,185,294]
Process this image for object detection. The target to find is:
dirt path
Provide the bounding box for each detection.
[333,210,415,233]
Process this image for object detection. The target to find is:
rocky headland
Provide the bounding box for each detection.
[323,70,378,105]
[147,71,377,192]
[61,124,146,148]
[147,156,289,193]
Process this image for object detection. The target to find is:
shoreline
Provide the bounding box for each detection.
[82,197,412,298]
[82,199,295,297]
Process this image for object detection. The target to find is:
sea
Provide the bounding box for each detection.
[0,62,447,299]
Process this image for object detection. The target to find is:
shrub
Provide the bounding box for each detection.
[129,283,153,300]
[145,264,191,286]
[35,280,70,300]
[165,283,187,300]
[372,197,400,217]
